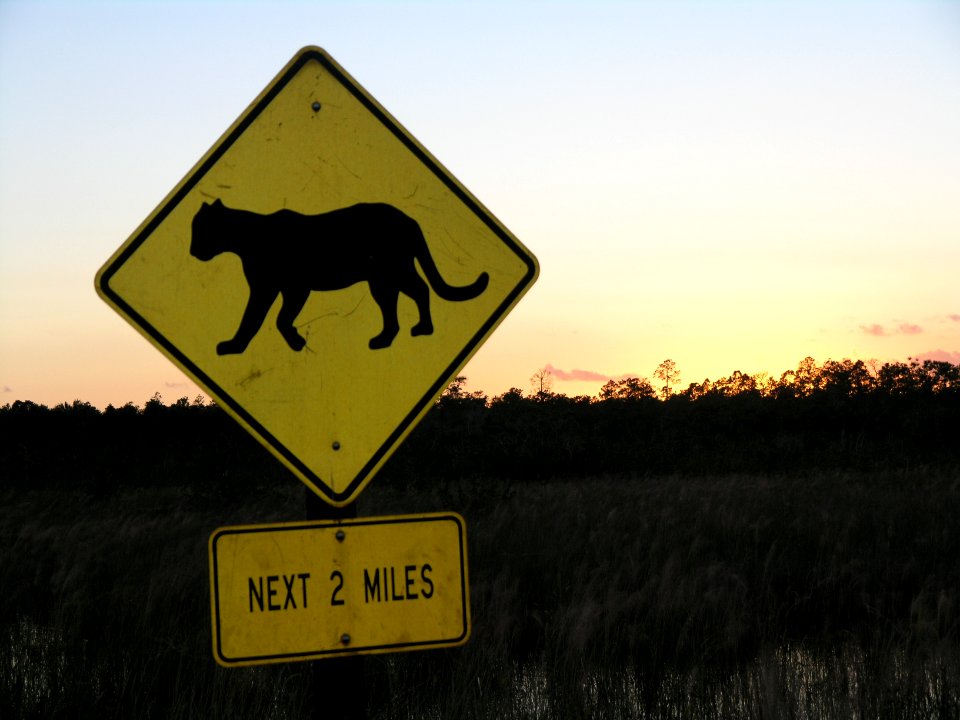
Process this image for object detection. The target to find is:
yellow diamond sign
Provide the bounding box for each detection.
[96,47,538,505]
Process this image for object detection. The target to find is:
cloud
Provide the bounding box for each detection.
[860,322,923,337]
[544,364,610,382]
[543,365,644,384]
[912,349,960,364]
[1,385,11,393]
[163,380,190,389]
[950,315,960,323]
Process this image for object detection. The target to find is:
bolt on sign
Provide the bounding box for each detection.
[95,46,539,506]
[209,513,469,666]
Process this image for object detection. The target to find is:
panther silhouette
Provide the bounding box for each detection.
[190,199,488,355]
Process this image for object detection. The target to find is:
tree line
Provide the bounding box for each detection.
[2,357,958,495]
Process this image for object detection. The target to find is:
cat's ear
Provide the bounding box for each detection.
[212,198,224,208]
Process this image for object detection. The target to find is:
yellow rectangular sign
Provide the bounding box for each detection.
[209,513,470,666]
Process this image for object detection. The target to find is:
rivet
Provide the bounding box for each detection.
[336,530,345,542]
[332,441,341,451]
[340,633,351,645]
[311,101,322,112]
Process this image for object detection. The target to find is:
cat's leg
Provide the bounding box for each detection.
[403,273,434,337]
[368,282,400,350]
[217,285,276,355]
[277,288,309,351]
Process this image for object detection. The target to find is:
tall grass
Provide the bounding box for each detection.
[2,469,958,718]
[364,469,960,718]
[0,484,311,718]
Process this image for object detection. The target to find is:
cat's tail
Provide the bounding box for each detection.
[416,239,489,302]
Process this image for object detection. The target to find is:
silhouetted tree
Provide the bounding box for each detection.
[681,379,712,400]
[598,376,656,401]
[654,359,681,400]
[820,359,872,397]
[711,370,759,397]
[530,366,555,400]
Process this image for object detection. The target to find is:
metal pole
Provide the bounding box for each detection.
[305,488,366,720]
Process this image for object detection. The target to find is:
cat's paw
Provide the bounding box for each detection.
[217,340,246,355]
[411,320,434,337]
[286,334,307,351]
[368,334,394,350]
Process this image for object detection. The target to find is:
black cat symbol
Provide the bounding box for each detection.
[190,200,489,355]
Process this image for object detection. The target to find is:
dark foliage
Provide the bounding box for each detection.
[0,394,289,499]
[2,358,958,495]
[386,357,960,488]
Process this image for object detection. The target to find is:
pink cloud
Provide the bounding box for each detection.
[860,322,924,337]
[544,364,612,382]
[543,365,645,383]
[949,315,960,323]
[912,349,960,364]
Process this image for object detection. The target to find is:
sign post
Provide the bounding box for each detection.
[304,491,362,720]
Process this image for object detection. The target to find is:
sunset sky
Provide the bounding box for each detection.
[1,0,958,408]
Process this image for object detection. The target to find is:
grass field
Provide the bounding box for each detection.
[2,468,958,718]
